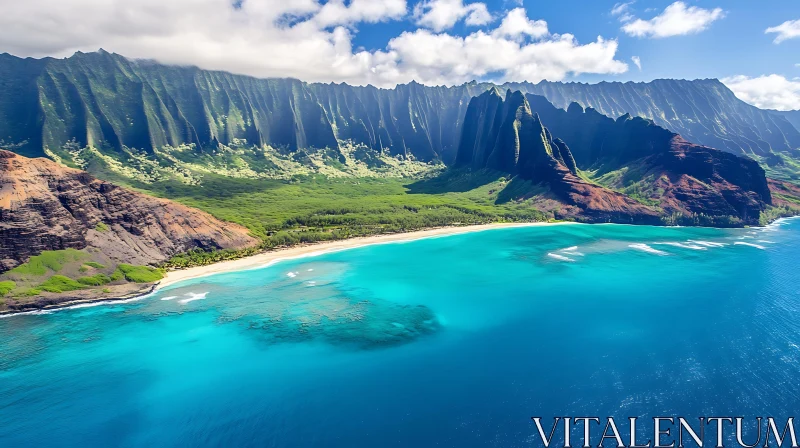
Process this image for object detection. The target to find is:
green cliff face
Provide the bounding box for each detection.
[503,79,800,158]
[0,51,486,166]
[1,51,797,176]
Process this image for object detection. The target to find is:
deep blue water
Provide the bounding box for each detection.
[1,220,800,447]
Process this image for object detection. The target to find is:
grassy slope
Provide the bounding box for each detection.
[0,249,164,309]
[139,171,549,239]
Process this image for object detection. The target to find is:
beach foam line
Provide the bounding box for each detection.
[179,292,209,304]
[734,242,766,250]
[1,290,160,318]
[156,223,573,289]
[688,240,725,248]
[629,243,669,255]
[655,242,706,250]
[547,253,576,262]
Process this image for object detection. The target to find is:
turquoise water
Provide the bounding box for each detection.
[2,220,800,447]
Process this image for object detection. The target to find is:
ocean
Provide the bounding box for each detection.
[1,220,799,447]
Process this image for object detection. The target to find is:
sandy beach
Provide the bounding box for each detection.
[0,222,565,317]
[157,222,566,290]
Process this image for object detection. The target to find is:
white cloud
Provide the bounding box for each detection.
[722,75,800,111]
[492,7,548,40]
[765,19,800,44]
[413,0,492,32]
[0,0,629,87]
[631,56,641,71]
[611,1,635,22]
[314,0,406,28]
[621,1,724,38]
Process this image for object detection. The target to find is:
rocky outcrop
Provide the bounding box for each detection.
[456,90,661,224]
[525,95,772,223]
[455,91,773,226]
[0,150,258,271]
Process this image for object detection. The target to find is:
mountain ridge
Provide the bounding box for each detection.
[454,89,774,226]
[1,51,798,174]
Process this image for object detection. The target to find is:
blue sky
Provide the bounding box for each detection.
[1,0,799,109]
[351,0,799,83]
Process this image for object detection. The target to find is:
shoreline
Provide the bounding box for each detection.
[4,216,798,318]
[0,222,564,317]
[157,222,567,289]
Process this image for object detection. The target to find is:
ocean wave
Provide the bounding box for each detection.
[560,246,585,256]
[160,296,178,301]
[734,242,766,250]
[688,240,725,248]
[179,292,209,304]
[547,253,575,262]
[628,243,669,255]
[655,242,706,250]
[286,272,298,278]
[757,240,775,244]
[1,290,160,318]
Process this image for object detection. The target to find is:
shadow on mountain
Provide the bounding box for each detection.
[404,168,504,194]
[495,177,547,205]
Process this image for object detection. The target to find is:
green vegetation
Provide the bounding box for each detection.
[94,222,110,232]
[16,288,42,297]
[77,274,112,286]
[38,275,84,293]
[142,170,549,242]
[84,262,106,269]
[0,281,15,296]
[116,264,165,283]
[9,249,86,276]
[759,205,798,226]
[145,170,554,268]
[110,269,124,282]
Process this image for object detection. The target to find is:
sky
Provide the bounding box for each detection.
[1,0,799,110]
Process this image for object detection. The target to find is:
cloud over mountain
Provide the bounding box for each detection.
[722,74,800,111]
[0,0,628,87]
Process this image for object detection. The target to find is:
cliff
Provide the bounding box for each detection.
[0,150,258,271]
[455,91,773,226]
[1,51,797,169]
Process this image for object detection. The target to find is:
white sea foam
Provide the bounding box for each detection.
[307,269,314,272]
[628,243,669,255]
[547,253,575,262]
[688,240,725,248]
[656,242,706,250]
[560,246,585,256]
[160,296,178,301]
[179,292,209,304]
[286,272,298,278]
[306,281,317,287]
[757,240,775,244]
[734,242,766,250]
[1,290,159,318]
